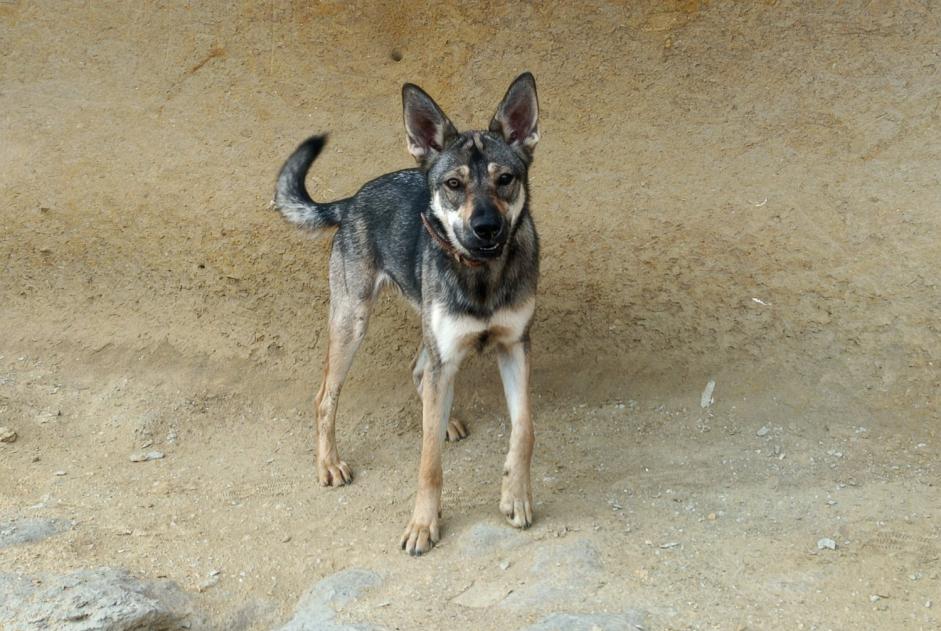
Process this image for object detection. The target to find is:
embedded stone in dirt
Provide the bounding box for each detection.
[0,567,203,630]
[129,450,165,462]
[459,522,531,556]
[278,568,383,630]
[452,581,513,608]
[0,517,71,549]
[502,539,604,610]
[520,611,648,631]
[0,426,17,443]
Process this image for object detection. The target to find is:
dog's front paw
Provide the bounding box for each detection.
[500,471,533,529]
[446,417,468,442]
[317,457,353,487]
[400,516,440,556]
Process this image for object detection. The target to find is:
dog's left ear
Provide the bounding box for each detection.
[489,72,539,159]
[402,83,459,165]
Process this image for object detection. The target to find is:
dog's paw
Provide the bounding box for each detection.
[500,472,533,529]
[317,458,353,487]
[400,517,440,556]
[446,417,468,442]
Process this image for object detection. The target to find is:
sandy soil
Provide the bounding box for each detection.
[1,1,940,629]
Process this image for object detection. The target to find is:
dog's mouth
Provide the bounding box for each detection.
[469,239,505,260]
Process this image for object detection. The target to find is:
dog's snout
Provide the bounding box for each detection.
[471,214,503,241]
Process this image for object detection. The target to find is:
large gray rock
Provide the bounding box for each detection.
[0,517,71,548]
[520,612,648,631]
[278,568,383,631]
[502,539,604,610]
[0,567,202,631]
[459,522,531,557]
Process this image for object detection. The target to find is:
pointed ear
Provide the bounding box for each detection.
[402,83,458,164]
[489,72,539,158]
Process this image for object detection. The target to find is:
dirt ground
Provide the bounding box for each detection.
[1,1,940,629]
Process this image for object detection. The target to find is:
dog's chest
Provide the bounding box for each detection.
[430,298,534,361]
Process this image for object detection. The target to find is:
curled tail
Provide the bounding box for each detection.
[274,135,342,230]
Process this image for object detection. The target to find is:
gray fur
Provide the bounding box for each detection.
[274,79,540,322]
[272,75,542,533]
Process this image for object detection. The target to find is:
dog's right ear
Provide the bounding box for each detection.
[402,84,458,164]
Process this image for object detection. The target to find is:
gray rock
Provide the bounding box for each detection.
[459,522,530,556]
[0,567,203,631]
[278,568,383,631]
[520,612,648,631]
[503,539,603,610]
[129,450,165,462]
[0,517,71,549]
[817,537,837,550]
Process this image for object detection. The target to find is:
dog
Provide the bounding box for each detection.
[274,73,540,555]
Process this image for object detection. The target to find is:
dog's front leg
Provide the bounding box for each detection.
[400,357,457,555]
[498,339,534,528]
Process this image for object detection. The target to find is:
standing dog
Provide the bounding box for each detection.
[274,73,540,555]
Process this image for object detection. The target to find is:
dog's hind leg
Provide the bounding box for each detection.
[314,250,376,487]
[412,344,467,442]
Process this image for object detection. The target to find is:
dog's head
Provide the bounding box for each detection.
[402,73,539,261]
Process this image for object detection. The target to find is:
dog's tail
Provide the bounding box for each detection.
[274,134,343,231]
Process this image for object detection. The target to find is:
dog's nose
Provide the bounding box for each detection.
[471,215,503,242]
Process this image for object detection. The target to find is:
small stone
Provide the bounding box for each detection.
[197,575,219,592]
[281,535,292,543]
[707,512,717,521]
[700,380,716,408]
[499,559,511,571]
[129,450,165,463]
[54,470,67,476]
[659,541,680,549]
[817,538,837,550]
[925,600,932,608]
[869,594,881,603]
[0,427,17,443]
[756,426,770,437]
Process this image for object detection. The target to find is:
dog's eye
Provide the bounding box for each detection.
[497,173,514,186]
[445,178,462,190]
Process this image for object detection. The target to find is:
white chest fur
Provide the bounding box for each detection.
[429,298,535,363]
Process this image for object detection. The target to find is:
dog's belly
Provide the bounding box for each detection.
[430,298,535,362]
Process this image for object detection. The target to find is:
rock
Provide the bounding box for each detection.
[129,450,165,462]
[520,612,648,631]
[0,517,71,549]
[700,380,716,408]
[502,539,602,610]
[459,522,530,556]
[756,426,770,437]
[0,426,17,443]
[0,567,204,630]
[452,581,512,608]
[278,568,383,631]
[499,559,511,571]
[817,538,837,550]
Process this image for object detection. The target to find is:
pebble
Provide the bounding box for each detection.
[0,427,17,443]
[54,470,66,476]
[700,380,716,408]
[499,559,511,571]
[756,426,770,437]
[129,450,165,463]
[817,538,837,550]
